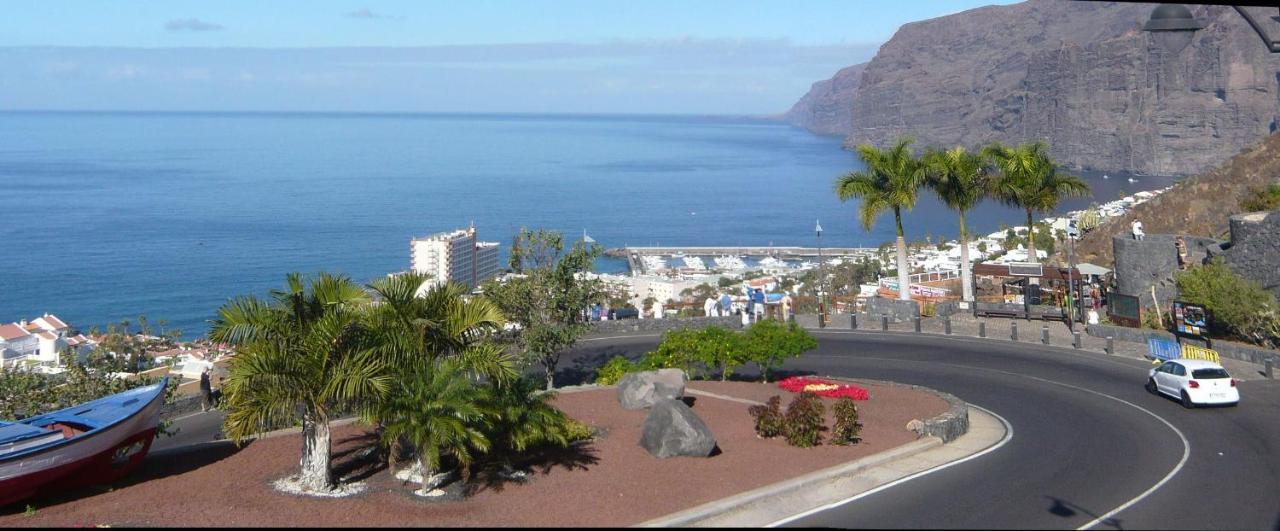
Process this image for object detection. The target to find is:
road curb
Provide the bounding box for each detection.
[636,406,1007,527]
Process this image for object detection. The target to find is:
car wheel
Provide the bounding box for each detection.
[1145,378,1157,394]
[1180,391,1194,409]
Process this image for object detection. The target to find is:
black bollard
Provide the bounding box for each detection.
[1266,358,1274,380]
[1073,331,1082,349]
[1105,336,1114,355]
[978,321,986,338]
[1042,325,1050,345]
[913,317,922,333]
[851,314,858,330]
[819,312,826,329]
[944,317,952,335]
[1011,321,1018,341]
[881,315,889,331]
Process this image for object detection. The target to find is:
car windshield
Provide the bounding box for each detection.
[1191,368,1230,379]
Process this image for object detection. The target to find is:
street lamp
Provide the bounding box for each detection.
[1144,4,1280,54]
[816,220,826,328]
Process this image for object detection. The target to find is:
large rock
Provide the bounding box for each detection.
[639,399,717,459]
[790,1,1280,177]
[617,369,687,410]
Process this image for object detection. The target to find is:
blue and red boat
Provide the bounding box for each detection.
[0,378,167,507]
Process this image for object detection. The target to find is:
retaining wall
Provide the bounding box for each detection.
[1085,323,1280,365]
[586,316,742,336]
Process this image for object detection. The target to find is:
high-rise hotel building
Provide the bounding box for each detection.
[410,225,501,290]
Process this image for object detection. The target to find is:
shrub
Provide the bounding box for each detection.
[921,302,937,317]
[563,418,595,444]
[829,398,863,446]
[640,326,746,380]
[1175,258,1280,346]
[1240,183,1280,212]
[594,355,638,385]
[747,395,785,438]
[783,391,826,448]
[744,320,818,382]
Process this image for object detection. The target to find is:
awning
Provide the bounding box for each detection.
[1076,263,1112,277]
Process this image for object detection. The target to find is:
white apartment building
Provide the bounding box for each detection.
[410,225,502,290]
[0,313,95,371]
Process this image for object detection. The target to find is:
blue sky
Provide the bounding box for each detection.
[0,1,1016,114]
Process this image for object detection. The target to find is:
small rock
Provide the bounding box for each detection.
[906,419,926,436]
[618,369,687,410]
[639,398,716,458]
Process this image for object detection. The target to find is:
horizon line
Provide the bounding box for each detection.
[0,108,787,121]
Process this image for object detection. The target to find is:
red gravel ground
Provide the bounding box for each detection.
[1,380,948,527]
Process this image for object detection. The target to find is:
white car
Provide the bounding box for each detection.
[1146,359,1239,408]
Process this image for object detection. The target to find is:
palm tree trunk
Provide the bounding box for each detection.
[959,213,973,302]
[894,208,911,301]
[418,456,435,493]
[1025,209,1040,286]
[298,409,332,492]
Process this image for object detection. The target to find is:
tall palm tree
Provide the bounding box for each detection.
[835,137,926,301]
[923,146,988,303]
[210,272,388,493]
[982,142,1090,265]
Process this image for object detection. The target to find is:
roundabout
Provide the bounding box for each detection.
[568,329,1280,529]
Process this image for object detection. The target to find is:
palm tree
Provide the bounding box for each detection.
[377,359,493,495]
[982,142,1090,265]
[835,137,926,301]
[210,272,388,493]
[923,146,989,303]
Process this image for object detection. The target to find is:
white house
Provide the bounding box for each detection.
[0,314,95,370]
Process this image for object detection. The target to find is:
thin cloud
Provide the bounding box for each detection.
[347,8,400,20]
[165,18,225,32]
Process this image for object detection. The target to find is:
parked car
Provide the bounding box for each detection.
[608,307,639,320]
[1146,359,1239,408]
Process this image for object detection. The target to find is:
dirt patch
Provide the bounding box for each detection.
[1,381,949,527]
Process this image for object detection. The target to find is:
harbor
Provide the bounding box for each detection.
[606,246,880,276]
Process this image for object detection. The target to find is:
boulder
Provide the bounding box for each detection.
[640,399,717,458]
[617,369,686,410]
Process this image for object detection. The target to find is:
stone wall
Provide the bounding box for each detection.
[1112,234,1223,308]
[586,316,742,337]
[1085,323,1280,366]
[161,394,204,419]
[1213,210,1280,298]
[864,297,921,323]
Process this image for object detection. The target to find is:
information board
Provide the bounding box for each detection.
[1172,300,1209,339]
[1007,263,1044,277]
[1108,291,1140,327]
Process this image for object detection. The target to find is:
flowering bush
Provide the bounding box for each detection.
[777,376,869,400]
[783,391,825,448]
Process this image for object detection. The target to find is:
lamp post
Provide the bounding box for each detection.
[816,220,826,328]
[1144,4,1280,54]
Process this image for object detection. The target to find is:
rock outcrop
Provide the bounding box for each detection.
[783,63,865,136]
[617,369,687,410]
[639,399,717,458]
[789,1,1280,177]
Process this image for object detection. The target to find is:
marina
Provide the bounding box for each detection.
[609,246,880,276]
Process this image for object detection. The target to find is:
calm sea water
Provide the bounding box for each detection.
[0,111,1175,338]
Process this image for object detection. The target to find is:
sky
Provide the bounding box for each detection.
[0,1,1018,114]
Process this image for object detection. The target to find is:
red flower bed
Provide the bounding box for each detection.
[777,376,870,400]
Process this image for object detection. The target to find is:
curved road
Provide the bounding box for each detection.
[562,330,1280,530]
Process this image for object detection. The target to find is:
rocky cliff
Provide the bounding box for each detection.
[783,63,865,136]
[790,1,1280,177]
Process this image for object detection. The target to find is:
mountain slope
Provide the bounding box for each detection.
[783,62,866,136]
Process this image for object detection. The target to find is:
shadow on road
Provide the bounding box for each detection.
[1047,496,1122,530]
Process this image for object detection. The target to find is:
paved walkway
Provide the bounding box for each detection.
[795,313,1269,381]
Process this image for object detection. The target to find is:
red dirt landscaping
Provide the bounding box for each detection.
[1,380,949,527]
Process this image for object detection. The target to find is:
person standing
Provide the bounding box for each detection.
[199,367,213,412]
[1131,219,1144,241]
[1175,237,1189,270]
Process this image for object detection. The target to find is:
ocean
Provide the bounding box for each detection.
[0,111,1176,338]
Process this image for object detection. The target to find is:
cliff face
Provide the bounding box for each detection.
[797,1,1280,176]
[1074,130,1280,267]
[783,63,866,136]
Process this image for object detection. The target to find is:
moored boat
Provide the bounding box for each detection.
[0,378,167,507]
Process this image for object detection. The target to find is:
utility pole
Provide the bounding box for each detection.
[816,220,826,328]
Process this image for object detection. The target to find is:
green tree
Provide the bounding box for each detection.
[836,137,925,301]
[743,319,817,382]
[983,142,1089,264]
[210,272,390,493]
[376,359,492,494]
[1175,258,1280,347]
[923,146,989,302]
[485,230,603,390]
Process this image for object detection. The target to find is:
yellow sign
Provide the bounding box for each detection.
[1180,344,1221,364]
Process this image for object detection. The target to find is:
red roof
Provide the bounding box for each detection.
[0,323,32,341]
[35,332,57,341]
[39,314,69,330]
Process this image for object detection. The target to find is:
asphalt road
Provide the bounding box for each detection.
[562,331,1280,530]
[157,331,1280,529]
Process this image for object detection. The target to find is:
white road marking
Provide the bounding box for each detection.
[765,404,1014,528]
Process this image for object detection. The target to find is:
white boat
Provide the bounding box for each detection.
[714,255,747,271]
[759,256,787,269]
[683,256,707,271]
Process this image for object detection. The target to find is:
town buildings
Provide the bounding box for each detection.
[409,225,501,290]
[0,313,95,372]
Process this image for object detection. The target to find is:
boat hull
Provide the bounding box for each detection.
[0,389,164,507]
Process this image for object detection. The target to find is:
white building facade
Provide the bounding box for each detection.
[0,313,95,371]
[410,225,502,290]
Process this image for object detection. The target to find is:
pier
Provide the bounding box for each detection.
[607,246,880,276]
